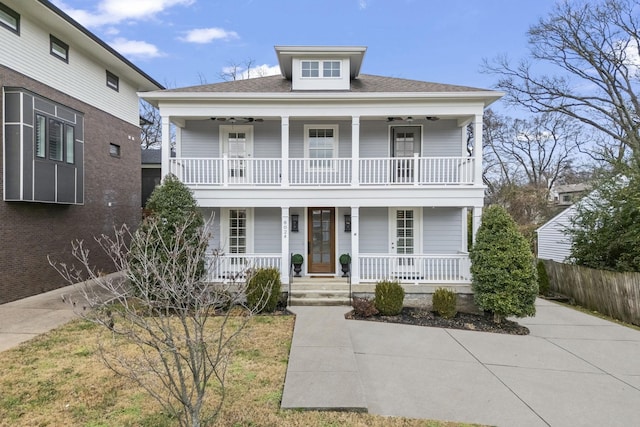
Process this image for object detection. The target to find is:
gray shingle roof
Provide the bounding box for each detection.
[164,74,489,94]
[141,149,161,164]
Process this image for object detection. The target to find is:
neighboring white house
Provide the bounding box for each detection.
[537,206,576,263]
[141,45,502,295]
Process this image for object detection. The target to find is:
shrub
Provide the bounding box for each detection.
[129,174,205,302]
[352,297,378,317]
[291,253,303,265]
[432,288,457,319]
[470,205,538,323]
[246,267,281,313]
[537,260,550,296]
[339,253,351,265]
[374,280,405,316]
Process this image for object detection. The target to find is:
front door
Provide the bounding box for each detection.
[222,125,253,183]
[391,126,421,183]
[390,208,422,279]
[308,208,335,274]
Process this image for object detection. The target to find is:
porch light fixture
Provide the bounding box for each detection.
[344,215,351,232]
[291,214,299,232]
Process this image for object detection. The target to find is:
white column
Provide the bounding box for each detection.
[473,114,483,185]
[281,207,290,284]
[350,206,360,284]
[281,116,289,187]
[161,115,171,179]
[472,206,482,245]
[351,116,360,186]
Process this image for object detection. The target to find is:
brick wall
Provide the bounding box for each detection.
[0,65,142,303]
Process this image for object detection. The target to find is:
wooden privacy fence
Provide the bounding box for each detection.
[542,259,640,326]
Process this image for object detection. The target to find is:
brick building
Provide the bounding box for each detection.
[0,0,162,303]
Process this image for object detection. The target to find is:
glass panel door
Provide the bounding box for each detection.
[307,208,335,273]
[391,126,420,183]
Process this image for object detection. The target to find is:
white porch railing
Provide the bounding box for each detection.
[206,253,281,281]
[169,156,475,186]
[289,158,352,185]
[359,254,471,283]
[359,157,475,185]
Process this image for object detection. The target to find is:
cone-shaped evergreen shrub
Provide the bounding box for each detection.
[470,205,538,322]
[537,259,550,296]
[129,174,205,301]
[246,267,281,313]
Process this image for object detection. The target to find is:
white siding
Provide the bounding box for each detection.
[423,119,464,157]
[202,207,221,251]
[254,207,281,253]
[360,207,388,253]
[181,120,218,157]
[360,120,391,157]
[537,206,576,263]
[0,10,140,125]
[337,207,351,257]
[423,208,462,253]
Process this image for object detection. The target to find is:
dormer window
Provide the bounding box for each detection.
[302,61,319,77]
[301,60,341,78]
[323,61,341,77]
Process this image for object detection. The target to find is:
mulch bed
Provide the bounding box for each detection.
[346,307,530,335]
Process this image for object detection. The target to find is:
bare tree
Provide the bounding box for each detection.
[482,0,640,165]
[49,216,268,427]
[140,100,162,150]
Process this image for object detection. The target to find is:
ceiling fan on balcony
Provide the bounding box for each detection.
[387,116,414,122]
[211,117,264,123]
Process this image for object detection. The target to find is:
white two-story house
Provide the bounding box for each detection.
[141,46,501,298]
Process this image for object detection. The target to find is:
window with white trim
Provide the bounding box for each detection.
[305,125,338,168]
[0,2,19,34]
[323,61,341,77]
[301,60,341,78]
[301,61,319,77]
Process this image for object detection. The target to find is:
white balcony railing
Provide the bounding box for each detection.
[205,253,281,282]
[359,254,471,283]
[169,156,475,187]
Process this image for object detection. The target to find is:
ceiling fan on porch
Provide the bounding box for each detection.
[387,116,414,122]
[211,117,264,123]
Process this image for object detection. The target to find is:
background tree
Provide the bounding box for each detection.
[568,164,640,272]
[470,205,538,323]
[482,0,640,166]
[482,109,589,235]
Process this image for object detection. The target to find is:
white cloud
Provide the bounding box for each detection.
[358,0,368,10]
[54,0,194,27]
[109,38,164,59]
[180,28,239,44]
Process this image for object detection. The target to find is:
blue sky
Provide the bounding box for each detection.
[54,0,559,94]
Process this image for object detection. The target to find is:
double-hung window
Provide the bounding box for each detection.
[305,125,338,169]
[35,114,75,164]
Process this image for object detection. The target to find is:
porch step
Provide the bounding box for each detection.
[287,279,352,306]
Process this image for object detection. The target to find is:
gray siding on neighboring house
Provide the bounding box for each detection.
[537,206,576,263]
[360,207,388,253]
[254,207,280,253]
[423,208,462,253]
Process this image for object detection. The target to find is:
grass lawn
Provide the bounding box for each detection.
[0,314,480,427]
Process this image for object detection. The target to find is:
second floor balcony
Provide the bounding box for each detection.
[170,155,476,187]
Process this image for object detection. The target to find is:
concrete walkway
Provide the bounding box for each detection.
[282,300,640,426]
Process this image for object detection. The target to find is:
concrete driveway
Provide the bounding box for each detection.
[282,300,640,426]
